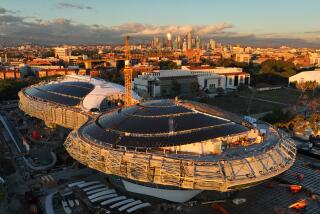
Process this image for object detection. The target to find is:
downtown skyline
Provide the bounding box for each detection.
[0,0,320,47]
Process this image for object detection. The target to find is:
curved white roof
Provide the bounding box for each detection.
[62,75,140,111]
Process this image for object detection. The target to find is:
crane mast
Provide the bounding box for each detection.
[124,36,133,107]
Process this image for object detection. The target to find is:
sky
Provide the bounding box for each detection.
[0,0,320,47]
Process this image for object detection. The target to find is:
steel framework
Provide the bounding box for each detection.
[123,36,133,107]
[18,84,297,192]
[64,127,296,192]
[19,91,89,129]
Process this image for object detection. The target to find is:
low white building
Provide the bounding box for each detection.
[289,69,320,84]
[309,53,320,66]
[182,66,250,89]
[133,70,200,97]
[133,69,230,97]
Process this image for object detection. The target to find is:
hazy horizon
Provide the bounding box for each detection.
[1,0,320,47]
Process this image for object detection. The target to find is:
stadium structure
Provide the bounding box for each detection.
[19,75,140,129]
[19,75,296,203]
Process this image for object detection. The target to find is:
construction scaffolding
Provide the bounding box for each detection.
[64,126,296,191]
[123,36,133,107]
[19,91,89,129]
[18,84,297,192]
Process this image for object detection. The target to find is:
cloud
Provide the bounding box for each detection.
[0,9,319,48]
[116,23,233,37]
[0,15,24,24]
[0,7,16,15]
[57,2,92,10]
[0,8,8,14]
[304,30,320,34]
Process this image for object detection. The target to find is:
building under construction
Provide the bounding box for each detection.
[18,75,296,203]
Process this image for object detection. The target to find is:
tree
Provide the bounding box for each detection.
[159,60,178,70]
[289,114,307,133]
[309,97,320,112]
[296,81,308,94]
[261,108,293,125]
[259,59,297,78]
[308,113,320,135]
[295,81,309,106]
[307,81,318,97]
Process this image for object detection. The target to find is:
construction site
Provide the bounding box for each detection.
[3,37,316,213]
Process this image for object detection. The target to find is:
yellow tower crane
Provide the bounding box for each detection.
[124,36,133,107]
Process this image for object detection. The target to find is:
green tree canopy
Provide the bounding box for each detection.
[259,59,297,78]
[159,60,178,70]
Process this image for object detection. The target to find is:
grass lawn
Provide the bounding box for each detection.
[254,88,300,104]
[199,94,284,115]
[198,87,317,115]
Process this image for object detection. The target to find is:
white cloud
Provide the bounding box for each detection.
[57,2,92,10]
[0,10,319,47]
[113,23,233,37]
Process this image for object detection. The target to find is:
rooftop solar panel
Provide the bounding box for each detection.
[132,105,192,117]
[80,100,250,148]
[24,80,95,106]
[25,87,81,106]
[38,84,91,98]
[60,81,94,90]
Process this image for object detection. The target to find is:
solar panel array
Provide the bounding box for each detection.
[82,100,249,148]
[25,81,94,106]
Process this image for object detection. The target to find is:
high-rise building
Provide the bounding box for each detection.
[167,33,172,49]
[182,38,187,51]
[176,35,181,50]
[209,39,216,50]
[187,32,192,50]
[153,36,162,50]
[54,47,71,62]
[195,35,201,49]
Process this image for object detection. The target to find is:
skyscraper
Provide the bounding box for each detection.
[196,35,201,49]
[176,35,181,50]
[209,39,216,50]
[182,38,187,51]
[167,33,172,49]
[187,32,192,50]
[153,36,161,50]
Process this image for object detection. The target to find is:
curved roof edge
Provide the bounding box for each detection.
[62,75,141,111]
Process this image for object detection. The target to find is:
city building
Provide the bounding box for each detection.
[182,66,251,89]
[167,33,172,48]
[133,67,250,97]
[309,52,320,66]
[133,70,199,97]
[37,69,78,78]
[209,39,216,50]
[235,53,252,63]
[0,70,21,80]
[54,47,71,62]
[195,35,201,49]
[187,32,192,50]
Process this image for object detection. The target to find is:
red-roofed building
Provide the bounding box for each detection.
[0,70,21,80]
[37,69,77,78]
